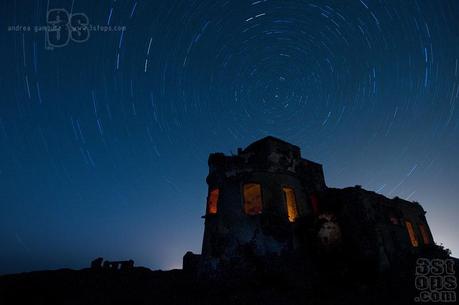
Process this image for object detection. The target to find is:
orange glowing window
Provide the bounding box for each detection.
[419,223,430,245]
[243,183,263,215]
[405,221,419,247]
[207,188,219,214]
[283,187,298,222]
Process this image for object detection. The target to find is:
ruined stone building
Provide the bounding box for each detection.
[183,136,437,277]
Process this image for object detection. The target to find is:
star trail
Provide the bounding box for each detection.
[0,0,458,274]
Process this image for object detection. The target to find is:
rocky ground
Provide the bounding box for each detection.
[0,264,450,305]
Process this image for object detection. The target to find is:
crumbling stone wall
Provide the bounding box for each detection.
[186,136,436,279]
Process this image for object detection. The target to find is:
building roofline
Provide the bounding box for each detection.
[243,136,301,152]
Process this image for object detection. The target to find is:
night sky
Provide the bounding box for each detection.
[1,0,458,274]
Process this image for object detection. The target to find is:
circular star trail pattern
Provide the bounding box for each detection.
[0,0,458,273]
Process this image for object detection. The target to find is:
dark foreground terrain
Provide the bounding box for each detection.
[1,258,458,305]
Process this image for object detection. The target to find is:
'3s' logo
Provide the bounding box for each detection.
[46,9,90,49]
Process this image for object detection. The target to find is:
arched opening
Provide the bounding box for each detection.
[207,188,219,214]
[405,220,419,247]
[418,223,430,245]
[283,187,298,222]
[243,183,263,215]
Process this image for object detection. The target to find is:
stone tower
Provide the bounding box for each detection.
[200,136,327,271]
[184,136,437,276]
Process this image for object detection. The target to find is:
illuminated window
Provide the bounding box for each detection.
[405,221,419,247]
[419,223,430,245]
[283,187,298,222]
[207,188,219,214]
[243,183,263,215]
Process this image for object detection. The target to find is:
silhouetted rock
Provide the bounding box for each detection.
[183,252,200,275]
[90,257,103,269]
[99,259,135,271]
[120,260,134,271]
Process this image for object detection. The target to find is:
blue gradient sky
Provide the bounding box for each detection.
[0,0,458,274]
